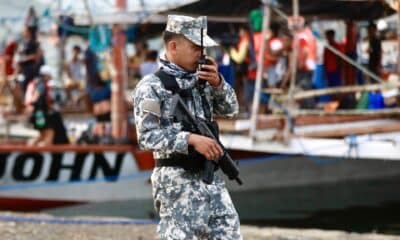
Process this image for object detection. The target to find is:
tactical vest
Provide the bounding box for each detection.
[154,69,214,172]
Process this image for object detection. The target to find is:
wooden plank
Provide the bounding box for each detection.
[216,115,285,132]
[261,88,284,94]
[277,82,400,100]
[299,122,400,138]
[217,114,397,132]
[296,108,400,116]
[294,114,392,125]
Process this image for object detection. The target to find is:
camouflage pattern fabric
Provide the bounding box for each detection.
[132,58,241,239]
[165,15,218,47]
[133,58,238,160]
[152,167,241,239]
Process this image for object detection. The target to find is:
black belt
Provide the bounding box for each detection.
[156,154,204,172]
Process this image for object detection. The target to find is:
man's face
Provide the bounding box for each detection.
[173,37,202,72]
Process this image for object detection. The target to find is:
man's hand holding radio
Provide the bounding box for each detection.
[197,56,221,87]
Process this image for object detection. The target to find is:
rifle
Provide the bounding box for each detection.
[196,16,216,185]
[171,94,242,185]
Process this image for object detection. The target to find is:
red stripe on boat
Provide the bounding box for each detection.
[133,150,155,170]
[0,196,84,211]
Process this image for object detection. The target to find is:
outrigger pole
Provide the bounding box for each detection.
[249,0,301,142]
[249,0,271,140]
[282,0,300,142]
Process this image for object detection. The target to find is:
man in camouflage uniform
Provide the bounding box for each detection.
[133,15,241,239]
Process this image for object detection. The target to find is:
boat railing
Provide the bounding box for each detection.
[264,82,400,101]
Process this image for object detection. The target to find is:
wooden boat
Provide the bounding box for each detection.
[0,144,154,216]
[2,114,400,223]
[215,114,400,222]
[0,0,399,227]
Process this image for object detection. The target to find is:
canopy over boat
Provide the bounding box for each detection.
[168,0,395,20]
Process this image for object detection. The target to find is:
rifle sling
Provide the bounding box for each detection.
[154,69,192,98]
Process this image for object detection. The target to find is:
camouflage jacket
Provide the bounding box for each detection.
[132,72,238,159]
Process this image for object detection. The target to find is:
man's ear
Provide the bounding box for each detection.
[167,40,178,55]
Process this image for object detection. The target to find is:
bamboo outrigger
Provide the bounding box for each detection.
[267,82,400,101]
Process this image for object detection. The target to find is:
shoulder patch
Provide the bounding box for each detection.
[141,99,161,117]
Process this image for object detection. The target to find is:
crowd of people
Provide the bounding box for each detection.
[0,6,165,146]
[0,6,397,146]
[2,7,70,146]
[226,10,396,115]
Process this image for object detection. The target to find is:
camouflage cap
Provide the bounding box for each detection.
[165,15,218,47]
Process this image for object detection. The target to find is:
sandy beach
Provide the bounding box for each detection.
[0,211,399,240]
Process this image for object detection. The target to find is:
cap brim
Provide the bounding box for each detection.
[183,33,218,47]
[203,35,219,47]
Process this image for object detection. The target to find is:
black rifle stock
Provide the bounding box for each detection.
[171,94,243,185]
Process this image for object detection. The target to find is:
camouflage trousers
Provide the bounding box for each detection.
[151,167,242,240]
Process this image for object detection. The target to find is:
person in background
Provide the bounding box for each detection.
[64,45,85,105]
[367,22,382,79]
[277,31,293,90]
[323,29,343,88]
[25,6,39,39]
[139,50,159,77]
[230,25,250,69]
[83,45,102,112]
[343,20,358,86]
[84,45,101,91]
[323,29,344,104]
[86,61,112,143]
[296,24,317,109]
[90,80,111,126]
[264,22,283,88]
[25,65,69,146]
[129,40,149,79]
[232,12,268,115]
[236,17,282,114]
[16,27,43,94]
[229,24,251,113]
